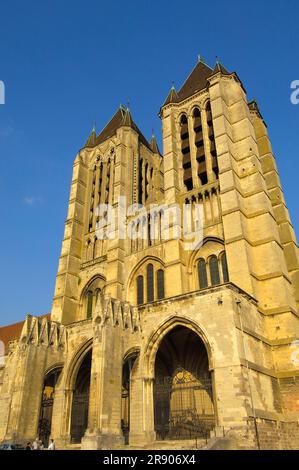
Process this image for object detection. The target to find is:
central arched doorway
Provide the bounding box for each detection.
[154,326,215,440]
[70,349,92,443]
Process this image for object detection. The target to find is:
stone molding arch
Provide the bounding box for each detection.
[80,274,106,297]
[65,338,93,391]
[144,315,214,379]
[123,346,140,364]
[188,103,202,117]
[202,96,212,111]
[176,110,188,125]
[125,255,165,299]
[44,362,64,382]
[187,236,224,274]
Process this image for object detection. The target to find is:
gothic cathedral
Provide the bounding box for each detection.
[0,59,299,450]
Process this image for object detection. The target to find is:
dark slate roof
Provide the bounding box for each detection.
[163,85,179,106]
[85,127,97,147]
[84,105,152,150]
[212,61,230,75]
[161,59,232,107]
[122,107,133,127]
[150,134,161,154]
[178,61,213,101]
[95,106,126,145]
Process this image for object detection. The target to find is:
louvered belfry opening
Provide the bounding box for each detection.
[193,108,207,185]
[180,114,193,191]
[206,101,219,180]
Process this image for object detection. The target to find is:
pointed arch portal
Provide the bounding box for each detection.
[121,352,138,445]
[38,367,62,447]
[70,349,92,443]
[154,326,215,440]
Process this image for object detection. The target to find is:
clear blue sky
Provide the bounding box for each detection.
[0,0,298,326]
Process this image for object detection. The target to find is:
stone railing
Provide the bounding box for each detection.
[179,181,221,226]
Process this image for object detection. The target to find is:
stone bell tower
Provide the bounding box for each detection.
[51,105,162,324]
[160,57,299,390]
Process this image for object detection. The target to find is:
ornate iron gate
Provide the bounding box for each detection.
[38,392,54,447]
[70,392,89,443]
[121,388,129,445]
[154,370,215,440]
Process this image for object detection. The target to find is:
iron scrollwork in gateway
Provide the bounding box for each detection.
[154,367,215,441]
[38,391,54,447]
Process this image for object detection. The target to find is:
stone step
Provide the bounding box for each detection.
[64,438,208,451]
[114,438,207,451]
[64,443,81,450]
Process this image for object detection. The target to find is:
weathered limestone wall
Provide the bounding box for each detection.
[126,285,280,445]
[0,316,66,443]
[0,287,298,449]
[51,152,88,324]
[250,106,299,311]
[254,418,299,450]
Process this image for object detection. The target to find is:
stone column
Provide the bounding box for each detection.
[51,388,73,448]
[129,376,156,446]
[81,323,123,449]
[161,107,180,205]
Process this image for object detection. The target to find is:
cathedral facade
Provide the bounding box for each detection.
[0,59,299,450]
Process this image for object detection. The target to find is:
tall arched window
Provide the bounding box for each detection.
[193,108,207,186]
[209,256,220,286]
[86,291,93,318]
[138,158,143,204]
[180,114,193,191]
[147,263,154,302]
[220,252,229,283]
[157,269,165,300]
[206,101,219,180]
[137,275,144,305]
[198,258,208,289]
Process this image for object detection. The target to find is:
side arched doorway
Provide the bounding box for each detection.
[154,326,215,440]
[121,353,138,445]
[38,367,62,447]
[70,349,92,443]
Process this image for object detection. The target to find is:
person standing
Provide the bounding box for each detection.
[48,439,55,450]
[32,438,40,450]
